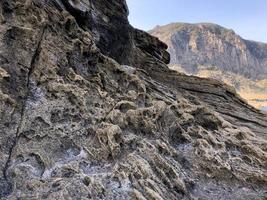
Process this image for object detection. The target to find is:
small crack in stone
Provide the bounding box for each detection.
[1,25,47,198]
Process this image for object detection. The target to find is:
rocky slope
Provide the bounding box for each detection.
[0,1,267,200]
[149,23,267,109]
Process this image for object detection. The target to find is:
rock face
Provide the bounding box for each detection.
[149,23,267,80]
[0,1,266,200]
[149,23,267,109]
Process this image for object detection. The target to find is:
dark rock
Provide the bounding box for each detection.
[0,1,266,200]
[0,177,12,198]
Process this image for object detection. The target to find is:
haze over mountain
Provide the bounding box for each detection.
[150,23,267,109]
[126,0,267,43]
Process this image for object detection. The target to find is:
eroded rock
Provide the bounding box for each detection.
[0,1,266,200]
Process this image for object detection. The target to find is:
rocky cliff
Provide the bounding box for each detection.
[149,23,267,80]
[0,1,267,200]
[150,23,267,109]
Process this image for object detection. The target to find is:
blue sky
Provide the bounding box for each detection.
[126,0,267,42]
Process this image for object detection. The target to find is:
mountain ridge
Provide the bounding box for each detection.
[150,22,267,45]
[150,22,267,109]
[149,22,267,80]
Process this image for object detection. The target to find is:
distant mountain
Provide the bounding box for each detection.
[149,23,267,109]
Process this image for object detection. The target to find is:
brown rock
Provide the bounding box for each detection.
[0,1,266,200]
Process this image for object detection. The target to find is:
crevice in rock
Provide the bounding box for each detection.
[1,26,47,198]
[60,0,90,30]
[221,112,267,128]
[175,85,229,101]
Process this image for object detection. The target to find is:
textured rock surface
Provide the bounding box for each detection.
[149,23,267,109]
[0,1,267,200]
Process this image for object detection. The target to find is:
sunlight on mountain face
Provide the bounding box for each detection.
[150,23,267,110]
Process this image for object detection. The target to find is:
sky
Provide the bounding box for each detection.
[126,0,267,43]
